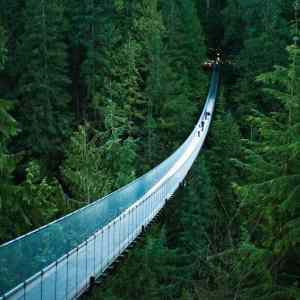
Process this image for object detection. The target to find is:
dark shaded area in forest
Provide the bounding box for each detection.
[0,0,299,299]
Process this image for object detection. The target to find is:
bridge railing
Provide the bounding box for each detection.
[0,65,219,300]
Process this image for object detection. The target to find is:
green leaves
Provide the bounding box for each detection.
[18,162,63,229]
[62,112,137,205]
[0,99,18,140]
[0,24,7,70]
[0,98,18,243]
[62,124,108,204]
[234,42,300,298]
[17,0,72,163]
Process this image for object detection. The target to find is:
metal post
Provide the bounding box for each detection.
[110,224,113,261]
[93,235,96,277]
[40,271,43,300]
[115,219,118,256]
[113,220,116,258]
[153,191,156,215]
[118,217,121,255]
[133,205,136,232]
[100,229,104,272]
[127,209,130,242]
[143,199,146,225]
[54,261,58,300]
[146,196,149,223]
[66,254,69,300]
[107,225,110,267]
[152,192,155,216]
[153,191,155,215]
[23,281,26,300]
[115,219,118,254]
[85,240,88,290]
[139,203,141,228]
[76,248,79,297]
[112,222,114,259]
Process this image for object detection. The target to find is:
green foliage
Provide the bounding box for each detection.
[238,0,289,70]
[17,162,65,231]
[0,0,209,244]
[135,0,164,167]
[222,0,291,129]
[174,159,217,292]
[1,160,65,242]
[208,107,242,209]
[62,101,137,205]
[222,0,244,55]
[0,24,7,70]
[90,227,180,300]
[62,124,108,204]
[113,38,146,137]
[234,45,300,299]
[2,1,299,300]
[79,0,119,122]
[0,99,18,243]
[0,17,67,244]
[17,0,72,163]
[99,100,137,190]
[0,99,17,143]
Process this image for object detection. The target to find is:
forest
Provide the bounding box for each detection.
[0,0,299,299]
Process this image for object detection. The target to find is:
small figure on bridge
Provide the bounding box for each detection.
[198,131,201,137]
[201,120,205,131]
[205,111,211,119]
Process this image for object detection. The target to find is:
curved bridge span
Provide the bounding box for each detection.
[0,65,220,300]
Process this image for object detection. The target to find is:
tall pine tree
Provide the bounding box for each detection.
[17,0,72,167]
[235,43,300,299]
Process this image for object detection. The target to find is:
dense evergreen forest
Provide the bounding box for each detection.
[0,0,299,299]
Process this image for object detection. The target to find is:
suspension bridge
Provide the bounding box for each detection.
[0,65,220,300]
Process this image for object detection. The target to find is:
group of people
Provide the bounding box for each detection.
[197,111,211,137]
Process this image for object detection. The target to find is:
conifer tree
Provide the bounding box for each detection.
[223,0,291,129]
[117,38,146,138]
[238,0,289,73]
[137,0,164,167]
[99,100,137,190]
[179,159,214,254]
[0,27,18,242]
[222,0,244,56]
[0,24,7,70]
[17,0,72,166]
[62,101,137,205]
[62,124,109,204]
[0,1,25,95]
[16,162,65,234]
[80,0,118,122]
[0,98,18,242]
[163,0,207,98]
[178,0,207,94]
[235,43,300,299]
[175,158,217,292]
[208,107,242,216]
[157,0,207,155]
